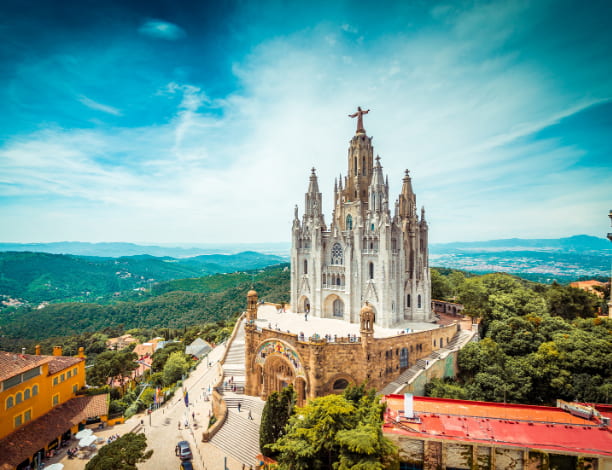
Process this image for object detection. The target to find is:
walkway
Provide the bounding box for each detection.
[207,318,266,467]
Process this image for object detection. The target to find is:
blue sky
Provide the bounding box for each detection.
[0,0,610,244]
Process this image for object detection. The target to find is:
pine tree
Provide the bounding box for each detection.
[259,385,296,457]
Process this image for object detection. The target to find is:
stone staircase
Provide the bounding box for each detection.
[221,321,246,393]
[210,409,262,466]
[208,319,266,466]
[380,329,475,395]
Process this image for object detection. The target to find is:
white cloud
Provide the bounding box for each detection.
[138,20,186,40]
[1,2,610,244]
[78,96,122,116]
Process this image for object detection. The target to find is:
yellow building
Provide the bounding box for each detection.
[0,347,108,470]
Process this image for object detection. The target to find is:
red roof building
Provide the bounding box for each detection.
[383,395,612,470]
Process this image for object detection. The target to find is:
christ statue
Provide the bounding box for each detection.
[349,106,370,134]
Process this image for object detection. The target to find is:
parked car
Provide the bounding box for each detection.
[175,440,193,460]
[180,461,194,470]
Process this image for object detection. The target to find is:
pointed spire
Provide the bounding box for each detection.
[421,206,426,221]
[398,169,416,219]
[308,167,320,194]
[370,156,384,187]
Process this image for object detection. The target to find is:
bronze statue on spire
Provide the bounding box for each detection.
[349,106,370,134]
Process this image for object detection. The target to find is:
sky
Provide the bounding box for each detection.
[0,0,611,245]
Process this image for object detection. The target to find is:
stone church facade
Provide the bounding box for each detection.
[244,110,461,405]
[290,110,432,326]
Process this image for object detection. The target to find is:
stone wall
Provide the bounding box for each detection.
[245,322,459,401]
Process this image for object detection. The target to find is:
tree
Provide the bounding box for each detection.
[85,433,153,470]
[162,351,190,386]
[430,269,452,300]
[270,387,398,470]
[546,283,599,320]
[86,349,138,387]
[151,342,184,372]
[260,385,296,457]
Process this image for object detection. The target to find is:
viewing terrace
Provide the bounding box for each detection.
[252,303,441,342]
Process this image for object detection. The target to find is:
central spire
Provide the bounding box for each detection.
[348,106,370,134]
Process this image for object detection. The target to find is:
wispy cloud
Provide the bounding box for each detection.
[0,1,610,244]
[138,19,186,41]
[78,96,122,116]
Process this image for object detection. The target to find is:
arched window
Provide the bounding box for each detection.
[6,396,14,409]
[354,156,357,175]
[333,378,349,391]
[331,243,343,265]
[362,156,366,175]
[24,389,31,400]
[407,294,411,307]
[369,262,374,279]
[336,276,341,286]
[433,339,437,347]
[303,259,308,275]
[418,294,422,308]
[399,348,408,369]
[32,385,39,396]
[322,274,326,285]
[346,215,353,231]
[15,392,22,404]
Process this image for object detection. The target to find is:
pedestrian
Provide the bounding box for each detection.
[305,313,308,321]
[248,410,253,420]
[192,411,195,420]
[237,402,241,412]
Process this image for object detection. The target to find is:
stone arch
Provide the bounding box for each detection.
[253,339,307,401]
[326,373,356,395]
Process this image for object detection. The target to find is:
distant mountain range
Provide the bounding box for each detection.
[0,250,286,306]
[0,241,291,258]
[0,235,609,295]
[429,235,611,253]
[430,235,611,283]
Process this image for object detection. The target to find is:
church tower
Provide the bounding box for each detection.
[290,108,432,327]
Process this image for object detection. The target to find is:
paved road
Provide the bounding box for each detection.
[55,342,226,470]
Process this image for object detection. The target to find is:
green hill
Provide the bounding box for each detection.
[0,251,285,305]
[0,264,289,343]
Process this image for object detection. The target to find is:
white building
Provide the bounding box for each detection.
[290,109,432,327]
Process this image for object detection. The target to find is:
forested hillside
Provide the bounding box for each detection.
[427,270,611,405]
[0,251,285,305]
[0,265,289,347]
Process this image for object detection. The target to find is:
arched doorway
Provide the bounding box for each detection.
[298,296,310,314]
[323,294,345,318]
[333,298,344,317]
[254,339,307,404]
[263,355,295,398]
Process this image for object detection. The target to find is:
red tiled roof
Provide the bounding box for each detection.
[0,352,52,382]
[383,395,612,457]
[0,394,109,468]
[47,355,84,375]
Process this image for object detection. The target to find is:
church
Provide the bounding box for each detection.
[244,109,460,405]
[290,107,432,326]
